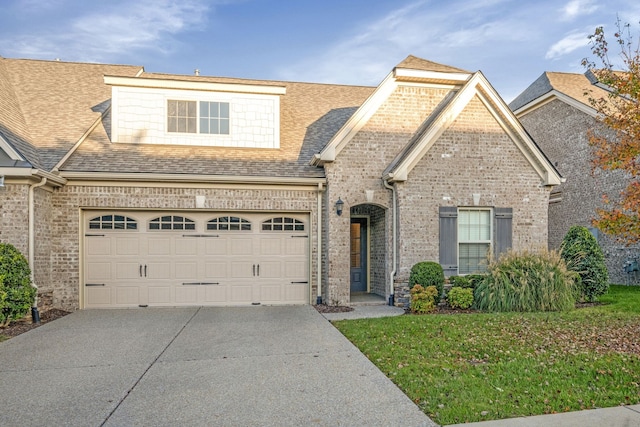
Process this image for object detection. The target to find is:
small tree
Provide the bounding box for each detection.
[0,243,35,327]
[561,226,609,302]
[582,20,640,243]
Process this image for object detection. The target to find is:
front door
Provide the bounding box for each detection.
[350,217,367,292]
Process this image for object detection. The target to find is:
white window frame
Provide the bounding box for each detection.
[166,99,230,135]
[457,208,492,274]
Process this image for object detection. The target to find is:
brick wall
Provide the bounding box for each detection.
[518,99,638,284]
[48,184,318,310]
[0,184,29,254]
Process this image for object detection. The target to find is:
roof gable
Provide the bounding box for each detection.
[385,72,562,186]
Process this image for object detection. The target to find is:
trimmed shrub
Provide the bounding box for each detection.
[449,275,473,289]
[410,285,438,314]
[409,261,445,296]
[474,248,578,312]
[560,226,609,302]
[0,243,35,327]
[447,287,474,309]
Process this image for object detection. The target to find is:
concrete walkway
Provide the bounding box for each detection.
[0,306,434,427]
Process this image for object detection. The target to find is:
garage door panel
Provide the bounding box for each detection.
[285,238,307,255]
[175,238,198,255]
[115,238,140,256]
[147,237,172,255]
[231,238,253,255]
[204,239,227,255]
[115,286,140,305]
[231,285,253,303]
[147,263,171,281]
[258,261,281,279]
[175,286,198,303]
[175,262,197,279]
[86,287,112,306]
[116,262,141,280]
[86,262,111,281]
[148,287,172,304]
[259,238,281,255]
[284,261,306,279]
[86,238,111,256]
[84,211,310,308]
[203,285,227,303]
[204,262,228,279]
[285,284,307,303]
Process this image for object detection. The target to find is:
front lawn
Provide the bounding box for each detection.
[333,285,640,425]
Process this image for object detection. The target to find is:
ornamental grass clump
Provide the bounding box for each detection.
[474,248,578,312]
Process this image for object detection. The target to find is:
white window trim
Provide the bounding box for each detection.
[166,99,231,136]
[458,207,493,274]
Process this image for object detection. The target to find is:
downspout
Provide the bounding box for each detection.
[28,176,47,323]
[316,182,324,304]
[383,179,397,306]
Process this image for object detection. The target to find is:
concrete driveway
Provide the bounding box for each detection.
[0,306,434,427]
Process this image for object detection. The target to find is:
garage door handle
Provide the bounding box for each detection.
[252,264,255,276]
[85,283,105,287]
[257,264,260,276]
[139,265,142,277]
[182,282,220,286]
[144,265,147,277]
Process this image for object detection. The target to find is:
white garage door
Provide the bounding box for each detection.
[83,211,309,308]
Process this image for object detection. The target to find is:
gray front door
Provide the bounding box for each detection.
[350,218,367,292]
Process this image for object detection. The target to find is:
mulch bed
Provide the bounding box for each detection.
[0,309,70,339]
[314,304,354,314]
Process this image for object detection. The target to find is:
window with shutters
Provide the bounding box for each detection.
[458,208,492,274]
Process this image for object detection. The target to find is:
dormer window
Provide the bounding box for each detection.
[167,100,230,135]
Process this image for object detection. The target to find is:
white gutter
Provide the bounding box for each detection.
[383,179,397,305]
[316,183,324,304]
[28,176,47,322]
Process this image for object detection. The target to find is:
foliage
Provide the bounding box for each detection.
[334,285,640,425]
[474,249,578,312]
[410,284,438,314]
[0,243,35,327]
[582,20,640,243]
[447,287,474,309]
[561,226,609,301]
[448,275,472,288]
[409,261,445,296]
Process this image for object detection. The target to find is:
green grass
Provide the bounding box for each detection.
[334,285,640,425]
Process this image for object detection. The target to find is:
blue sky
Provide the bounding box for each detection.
[1,0,638,101]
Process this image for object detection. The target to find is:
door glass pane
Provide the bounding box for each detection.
[351,223,361,268]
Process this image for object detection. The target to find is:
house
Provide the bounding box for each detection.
[511,71,638,284]
[0,54,561,312]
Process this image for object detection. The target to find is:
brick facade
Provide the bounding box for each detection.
[518,99,639,284]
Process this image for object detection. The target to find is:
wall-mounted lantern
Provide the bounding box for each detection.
[335,197,344,216]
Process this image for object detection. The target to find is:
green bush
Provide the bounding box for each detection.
[560,226,609,302]
[409,261,445,296]
[447,287,474,309]
[474,248,578,312]
[0,243,35,327]
[449,275,473,288]
[410,285,439,314]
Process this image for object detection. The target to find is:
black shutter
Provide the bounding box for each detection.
[439,207,458,277]
[494,208,513,259]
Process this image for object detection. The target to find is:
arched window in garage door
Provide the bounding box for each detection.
[261,217,305,231]
[207,216,252,231]
[89,214,138,230]
[148,215,196,230]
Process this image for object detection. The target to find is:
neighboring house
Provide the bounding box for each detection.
[511,71,638,284]
[0,54,561,311]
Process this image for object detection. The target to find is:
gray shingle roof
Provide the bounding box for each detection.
[0,58,142,171]
[395,55,469,73]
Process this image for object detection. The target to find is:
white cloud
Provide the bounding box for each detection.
[545,31,590,60]
[2,0,210,62]
[560,0,599,21]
